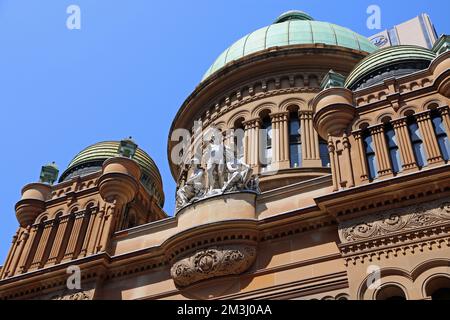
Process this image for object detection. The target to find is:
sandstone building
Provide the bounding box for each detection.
[0,11,449,300]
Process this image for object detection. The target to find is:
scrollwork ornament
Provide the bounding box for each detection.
[170,246,256,287]
[339,199,450,243]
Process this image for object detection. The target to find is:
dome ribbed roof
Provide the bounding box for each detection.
[60,141,164,207]
[202,11,378,82]
[345,45,437,89]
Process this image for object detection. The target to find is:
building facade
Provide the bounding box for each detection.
[1,11,450,300]
[369,14,439,49]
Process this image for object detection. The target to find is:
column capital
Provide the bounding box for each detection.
[243,118,261,129]
[415,110,432,122]
[352,130,363,140]
[270,112,289,122]
[438,105,450,116]
[369,124,385,134]
[391,117,408,128]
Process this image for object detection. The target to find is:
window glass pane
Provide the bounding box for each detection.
[390,148,401,173]
[319,141,330,167]
[408,120,428,167]
[289,118,300,137]
[363,133,378,179]
[413,143,426,167]
[367,154,378,179]
[290,144,302,168]
[364,135,375,153]
[409,122,422,142]
[431,114,450,161]
[438,135,450,161]
[432,116,446,135]
[385,127,402,173]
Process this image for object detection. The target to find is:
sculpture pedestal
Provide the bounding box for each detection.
[176,192,257,231]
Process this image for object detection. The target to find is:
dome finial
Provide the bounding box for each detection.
[274,10,314,24]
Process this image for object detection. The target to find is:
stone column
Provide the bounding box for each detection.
[416,111,444,165]
[47,215,70,265]
[369,125,393,177]
[342,133,355,188]
[270,112,290,169]
[300,111,322,167]
[80,211,96,258]
[7,228,30,277]
[328,137,339,192]
[244,119,260,169]
[18,225,39,274]
[353,130,370,182]
[392,118,418,172]
[62,211,85,262]
[0,231,19,278]
[29,220,53,270]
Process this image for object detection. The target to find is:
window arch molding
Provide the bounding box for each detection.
[279,98,306,113]
[251,102,276,119]
[422,99,444,112]
[226,111,250,129]
[374,282,409,301]
[376,113,395,124]
[398,104,419,117]
[351,118,372,132]
[357,267,412,300]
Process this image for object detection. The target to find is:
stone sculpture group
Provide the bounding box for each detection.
[176,135,260,210]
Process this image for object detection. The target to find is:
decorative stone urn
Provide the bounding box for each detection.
[313,87,356,139]
[97,157,141,204]
[15,183,52,227]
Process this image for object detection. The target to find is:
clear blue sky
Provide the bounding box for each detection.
[0,0,448,263]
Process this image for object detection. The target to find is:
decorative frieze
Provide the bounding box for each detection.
[339,199,450,244]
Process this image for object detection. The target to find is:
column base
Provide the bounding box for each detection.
[302,159,323,167]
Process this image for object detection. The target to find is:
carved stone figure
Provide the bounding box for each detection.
[222,159,253,193]
[203,136,226,195]
[175,131,260,211]
[176,159,205,209]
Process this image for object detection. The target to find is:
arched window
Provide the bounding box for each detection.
[363,130,378,180]
[319,138,330,167]
[430,110,450,161]
[289,112,302,168]
[376,285,407,301]
[261,115,272,168]
[426,277,450,301]
[407,116,427,167]
[384,122,402,173]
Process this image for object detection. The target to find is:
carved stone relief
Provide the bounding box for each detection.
[49,290,91,300]
[171,246,256,287]
[339,200,450,244]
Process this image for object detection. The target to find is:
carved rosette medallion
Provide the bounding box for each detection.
[50,290,91,300]
[170,246,256,287]
[339,200,450,244]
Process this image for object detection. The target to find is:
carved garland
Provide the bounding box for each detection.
[171,246,256,287]
[339,200,450,244]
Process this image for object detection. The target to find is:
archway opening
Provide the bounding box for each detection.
[426,277,450,301]
[376,285,407,301]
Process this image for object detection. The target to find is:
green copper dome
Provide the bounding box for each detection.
[345,45,437,89]
[60,141,164,207]
[202,11,378,82]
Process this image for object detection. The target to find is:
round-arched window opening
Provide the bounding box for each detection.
[376,285,407,301]
[426,277,450,300]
